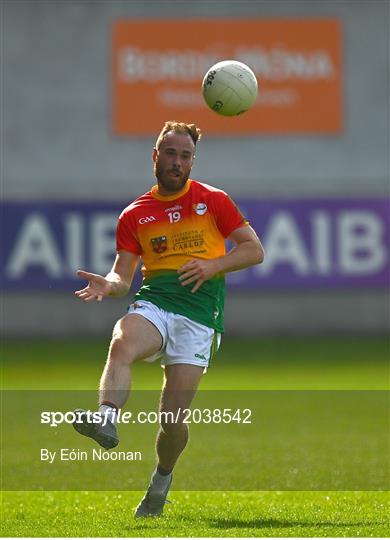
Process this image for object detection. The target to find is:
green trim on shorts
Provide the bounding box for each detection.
[208,331,219,367]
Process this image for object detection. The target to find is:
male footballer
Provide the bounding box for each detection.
[73,120,264,517]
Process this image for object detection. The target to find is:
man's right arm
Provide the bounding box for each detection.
[105,250,139,297]
[75,251,139,302]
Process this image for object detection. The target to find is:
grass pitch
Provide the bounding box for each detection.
[2,490,388,537]
[2,336,388,390]
[1,337,389,537]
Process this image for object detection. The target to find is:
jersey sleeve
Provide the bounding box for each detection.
[212,191,248,238]
[116,210,142,254]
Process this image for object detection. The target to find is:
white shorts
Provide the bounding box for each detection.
[127,300,221,369]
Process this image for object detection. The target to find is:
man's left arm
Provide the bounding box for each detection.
[178,225,264,293]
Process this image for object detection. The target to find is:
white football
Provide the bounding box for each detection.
[202,60,258,116]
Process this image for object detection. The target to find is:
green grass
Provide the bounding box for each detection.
[2,337,389,390]
[2,491,388,537]
[1,337,389,537]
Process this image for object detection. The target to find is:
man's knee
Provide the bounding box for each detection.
[108,320,137,365]
[159,409,188,437]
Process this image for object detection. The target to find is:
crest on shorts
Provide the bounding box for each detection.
[151,236,167,253]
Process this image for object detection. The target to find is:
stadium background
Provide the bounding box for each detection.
[1,1,389,537]
[2,0,388,338]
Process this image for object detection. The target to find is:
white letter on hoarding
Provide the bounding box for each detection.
[256,211,310,275]
[312,211,332,274]
[64,213,84,275]
[91,214,117,275]
[339,211,387,274]
[6,214,62,278]
[119,47,141,82]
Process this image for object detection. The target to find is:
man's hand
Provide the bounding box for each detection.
[74,270,113,302]
[177,226,264,294]
[177,259,220,293]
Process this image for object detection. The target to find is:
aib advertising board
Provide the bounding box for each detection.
[1,199,388,291]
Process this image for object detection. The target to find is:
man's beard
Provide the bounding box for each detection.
[154,162,189,192]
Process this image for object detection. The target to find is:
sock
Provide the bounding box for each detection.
[157,465,172,476]
[149,467,172,493]
[99,403,118,426]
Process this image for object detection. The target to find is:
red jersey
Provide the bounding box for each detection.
[116,179,247,331]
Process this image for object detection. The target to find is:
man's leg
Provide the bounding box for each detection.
[74,313,162,448]
[156,364,204,471]
[99,313,163,408]
[135,363,204,517]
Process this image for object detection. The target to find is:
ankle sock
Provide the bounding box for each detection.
[157,465,172,476]
[99,403,118,426]
[150,467,172,493]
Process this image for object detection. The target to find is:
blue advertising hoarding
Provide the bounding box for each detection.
[1,199,389,291]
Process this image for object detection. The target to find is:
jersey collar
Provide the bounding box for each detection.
[151,179,192,201]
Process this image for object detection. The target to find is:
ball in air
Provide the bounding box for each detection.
[202,60,258,116]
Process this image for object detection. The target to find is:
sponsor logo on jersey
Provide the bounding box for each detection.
[139,215,156,224]
[193,202,208,215]
[165,204,182,213]
[151,236,167,253]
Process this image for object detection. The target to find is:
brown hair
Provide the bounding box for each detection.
[155,120,202,150]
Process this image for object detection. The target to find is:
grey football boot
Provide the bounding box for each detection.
[72,408,119,450]
[134,476,172,518]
